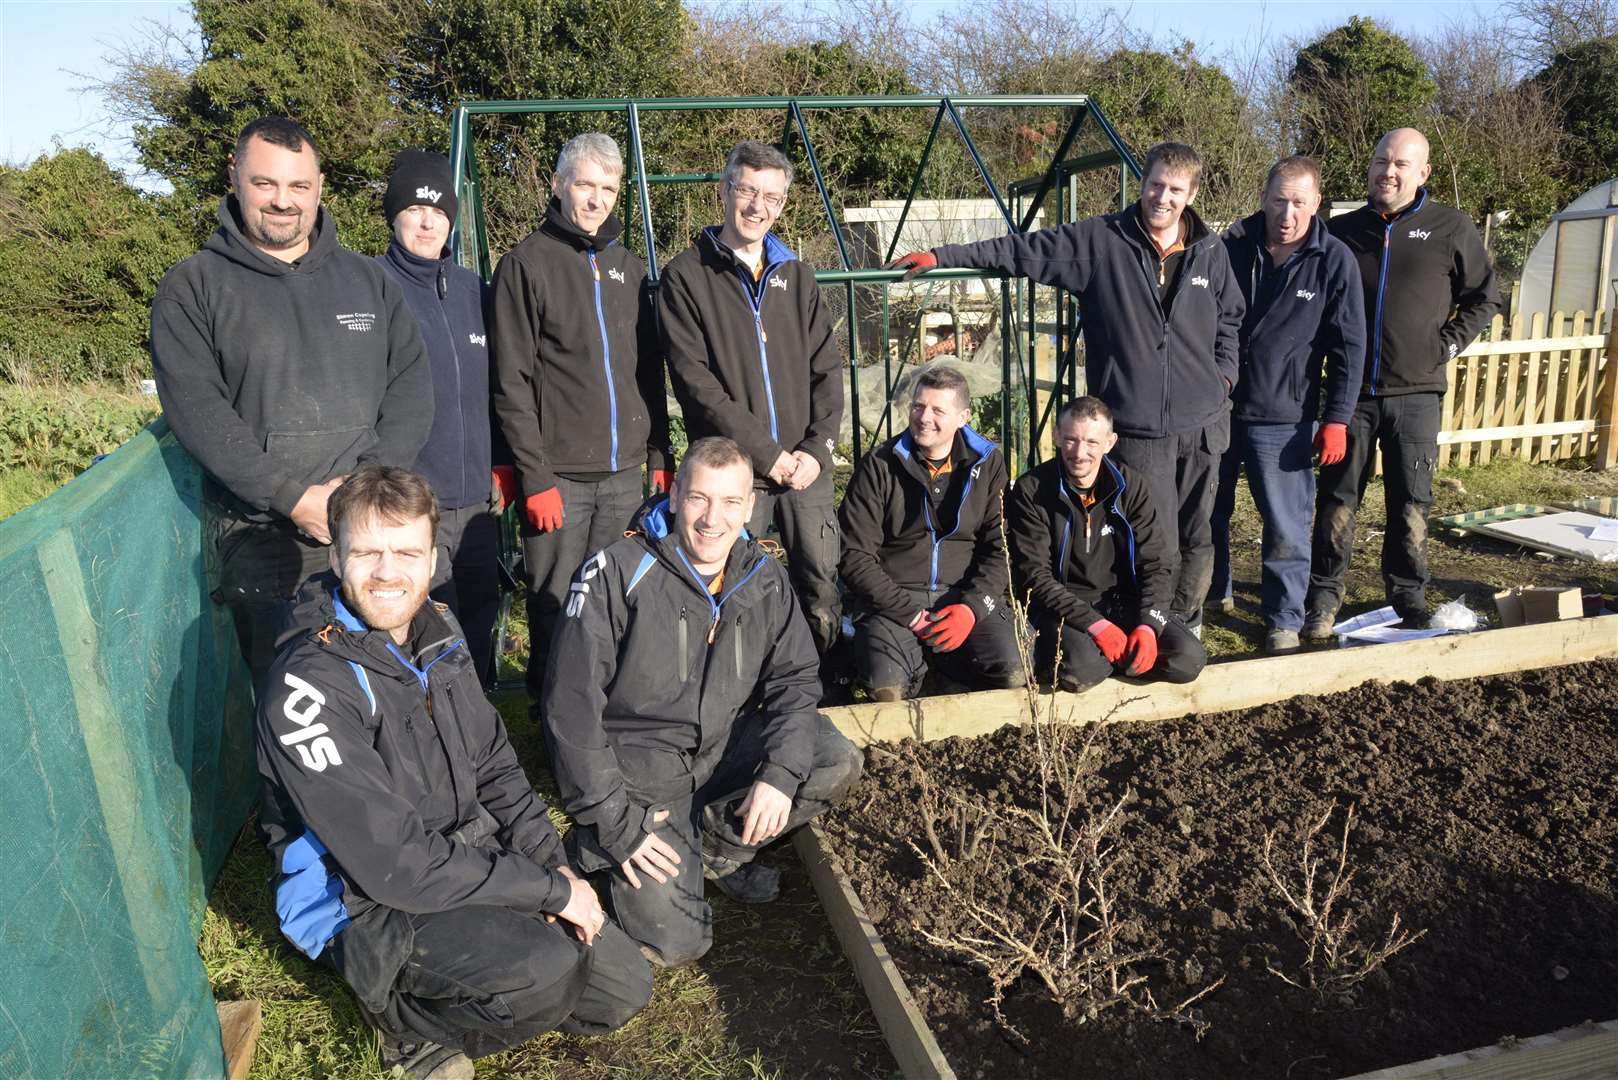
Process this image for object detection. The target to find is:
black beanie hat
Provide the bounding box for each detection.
[384,149,458,225]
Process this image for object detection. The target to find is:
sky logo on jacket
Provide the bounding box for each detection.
[279,673,343,772]
[468,333,487,347]
[608,267,626,284]
[768,275,788,290]
[1408,229,1431,241]
[1296,289,1316,301]
[1190,275,1210,289]
[416,185,442,203]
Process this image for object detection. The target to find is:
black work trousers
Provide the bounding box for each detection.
[746,470,842,656]
[342,906,651,1059]
[569,714,863,968]
[853,588,1021,699]
[1111,410,1230,627]
[1306,393,1440,623]
[522,469,644,700]
[1034,608,1207,693]
[211,514,333,695]
[431,502,502,686]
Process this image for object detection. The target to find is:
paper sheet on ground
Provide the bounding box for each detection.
[1331,605,1450,645]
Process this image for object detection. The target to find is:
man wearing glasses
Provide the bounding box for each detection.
[658,140,845,656]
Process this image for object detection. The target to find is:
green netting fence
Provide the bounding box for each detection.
[0,418,255,1077]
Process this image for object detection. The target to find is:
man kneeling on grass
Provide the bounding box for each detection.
[257,465,650,1080]
[1009,397,1208,692]
[542,435,864,968]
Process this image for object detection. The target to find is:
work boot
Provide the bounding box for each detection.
[1301,607,1338,641]
[1264,629,1301,655]
[703,856,781,904]
[1214,596,1235,616]
[379,1034,474,1080]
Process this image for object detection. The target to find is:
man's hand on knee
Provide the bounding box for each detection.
[738,780,792,846]
[621,809,681,888]
[552,865,606,946]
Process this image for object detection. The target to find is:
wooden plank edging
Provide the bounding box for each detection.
[794,824,955,1080]
[822,615,1618,747]
[217,1000,262,1080]
[1337,1018,1618,1079]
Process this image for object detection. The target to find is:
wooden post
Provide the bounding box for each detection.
[1521,311,1546,465]
[1597,308,1618,470]
[1538,312,1567,461]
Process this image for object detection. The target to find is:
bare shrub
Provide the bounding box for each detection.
[1260,803,1427,1002]
[899,511,1222,1042]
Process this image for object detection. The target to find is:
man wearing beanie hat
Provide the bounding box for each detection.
[150,116,433,694]
[378,148,510,684]
[491,132,672,714]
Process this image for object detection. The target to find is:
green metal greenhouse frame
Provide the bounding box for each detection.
[446,94,1142,470]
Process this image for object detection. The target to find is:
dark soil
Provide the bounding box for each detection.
[822,658,1618,1079]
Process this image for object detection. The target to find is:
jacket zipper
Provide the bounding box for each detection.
[431,275,467,501]
[913,441,985,591]
[1369,221,1392,398]
[589,251,621,471]
[733,614,744,679]
[733,268,781,442]
[677,607,689,681]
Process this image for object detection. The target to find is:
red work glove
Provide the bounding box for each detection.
[1086,618,1127,663]
[920,604,975,653]
[492,466,518,510]
[1124,624,1158,677]
[650,468,676,494]
[1314,422,1348,466]
[887,251,938,280]
[524,487,564,533]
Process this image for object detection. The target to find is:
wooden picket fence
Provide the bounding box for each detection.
[1439,308,1618,470]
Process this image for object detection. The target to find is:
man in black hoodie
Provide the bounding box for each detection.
[491,132,672,708]
[893,142,1243,638]
[151,117,433,691]
[378,149,508,684]
[258,466,649,1080]
[658,140,845,655]
[1008,397,1206,692]
[543,437,862,968]
[1303,128,1500,636]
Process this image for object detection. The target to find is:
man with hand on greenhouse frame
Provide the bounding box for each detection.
[891,141,1243,642]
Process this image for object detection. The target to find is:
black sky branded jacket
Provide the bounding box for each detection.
[151,198,433,520]
[1007,456,1174,632]
[1222,213,1367,426]
[659,228,844,477]
[257,577,570,973]
[838,426,1010,624]
[378,240,506,511]
[491,203,672,499]
[1327,189,1500,398]
[541,496,822,864]
[932,205,1243,439]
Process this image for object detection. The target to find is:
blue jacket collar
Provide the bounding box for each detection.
[894,424,995,466]
[702,225,797,269]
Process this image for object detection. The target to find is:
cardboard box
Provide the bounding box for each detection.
[1494,586,1583,627]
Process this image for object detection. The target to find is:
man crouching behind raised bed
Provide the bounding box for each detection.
[1009,397,1208,692]
[256,465,650,1080]
[542,435,864,968]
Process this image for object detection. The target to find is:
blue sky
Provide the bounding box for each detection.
[3,0,1503,180]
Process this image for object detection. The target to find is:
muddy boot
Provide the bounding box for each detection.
[379,1034,474,1080]
[703,855,781,904]
[1264,629,1301,655]
[1301,606,1338,641]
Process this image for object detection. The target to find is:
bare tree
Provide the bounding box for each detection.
[1503,0,1618,71]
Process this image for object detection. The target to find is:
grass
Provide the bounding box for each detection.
[0,379,159,520]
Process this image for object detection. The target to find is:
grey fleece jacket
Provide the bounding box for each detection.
[150,197,433,519]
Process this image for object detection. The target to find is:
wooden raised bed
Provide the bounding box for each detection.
[801,616,1618,1080]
